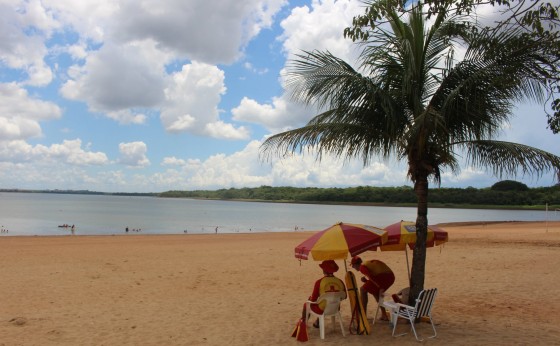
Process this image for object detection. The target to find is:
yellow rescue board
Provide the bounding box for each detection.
[345,271,371,335]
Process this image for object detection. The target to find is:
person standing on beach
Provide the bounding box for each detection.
[351,256,395,320]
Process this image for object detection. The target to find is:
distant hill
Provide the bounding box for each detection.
[159,183,560,209]
[3,182,559,209]
[0,189,157,197]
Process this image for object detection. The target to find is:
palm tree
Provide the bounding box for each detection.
[260,0,560,302]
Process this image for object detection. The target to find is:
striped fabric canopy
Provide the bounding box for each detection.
[375,221,448,251]
[295,222,388,261]
[370,221,449,282]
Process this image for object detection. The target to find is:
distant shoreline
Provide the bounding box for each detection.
[210,198,551,210]
[435,220,529,227]
[1,189,554,211]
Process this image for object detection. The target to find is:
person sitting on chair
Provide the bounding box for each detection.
[351,256,395,321]
[302,260,347,328]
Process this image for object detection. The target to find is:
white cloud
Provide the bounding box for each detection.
[4,0,289,139]
[111,0,288,64]
[267,148,406,187]
[64,42,88,60]
[161,62,224,133]
[499,103,558,154]
[118,141,150,168]
[244,62,269,75]
[187,140,272,188]
[0,162,94,190]
[106,110,147,125]
[162,156,187,166]
[0,140,37,162]
[204,121,250,140]
[41,0,118,42]
[0,2,54,86]
[96,170,127,187]
[60,41,167,113]
[441,166,489,187]
[232,96,309,133]
[279,0,361,62]
[170,138,556,191]
[0,83,61,120]
[0,83,61,140]
[230,0,362,133]
[161,61,249,139]
[20,0,61,33]
[0,138,108,165]
[0,116,43,141]
[43,139,110,165]
[154,139,407,190]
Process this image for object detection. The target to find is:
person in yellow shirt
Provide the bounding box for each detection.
[351,256,395,320]
[302,260,346,327]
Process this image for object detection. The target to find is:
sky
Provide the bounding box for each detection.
[0,0,558,193]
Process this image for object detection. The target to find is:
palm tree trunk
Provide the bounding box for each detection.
[409,172,428,305]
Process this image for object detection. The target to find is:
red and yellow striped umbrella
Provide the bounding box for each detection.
[378,221,448,251]
[295,222,388,261]
[372,221,449,282]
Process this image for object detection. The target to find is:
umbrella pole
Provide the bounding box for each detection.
[405,247,411,285]
[344,260,348,272]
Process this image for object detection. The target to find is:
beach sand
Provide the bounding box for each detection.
[1,221,559,345]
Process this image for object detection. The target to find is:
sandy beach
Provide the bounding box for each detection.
[1,221,559,345]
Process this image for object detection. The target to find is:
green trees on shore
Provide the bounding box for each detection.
[159,183,560,208]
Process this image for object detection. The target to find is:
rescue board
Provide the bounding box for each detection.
[345,271,371,335]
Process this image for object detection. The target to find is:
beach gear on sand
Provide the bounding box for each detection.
[291,318,308,342]
[345,271,370,335]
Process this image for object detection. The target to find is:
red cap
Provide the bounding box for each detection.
[319,260,339,273]
[351,256,362,266]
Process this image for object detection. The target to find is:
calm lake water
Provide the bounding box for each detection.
[0,192,557,236]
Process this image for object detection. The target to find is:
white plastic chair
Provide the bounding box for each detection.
[305,292,346,339]
[391,288,438,341]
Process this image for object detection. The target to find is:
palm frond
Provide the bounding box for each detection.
[431,26,558,143]
[260,120,406,166]
[287,50,369,111]
[283,49,411,155]
[458,140,560,178]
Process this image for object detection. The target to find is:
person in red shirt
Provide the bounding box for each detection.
[301,260,347,327]
[351,256,395,321]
